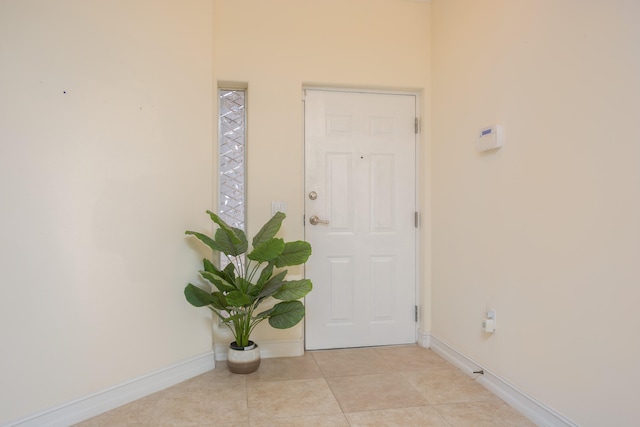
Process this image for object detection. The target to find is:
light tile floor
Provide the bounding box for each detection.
[75,345,535,427]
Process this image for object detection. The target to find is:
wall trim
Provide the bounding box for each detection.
[3,351,215,427]
[416,328,431,348]
[429,335,578,427]
[214,339,304,361]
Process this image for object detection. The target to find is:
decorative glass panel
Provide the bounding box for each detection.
[219,89,245,229]
[219,89,246,268]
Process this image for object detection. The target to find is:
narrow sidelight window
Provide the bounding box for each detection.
[218,89,246,266]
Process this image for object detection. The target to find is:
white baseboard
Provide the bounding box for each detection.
[5,336,577,427]
[2,351,215,427]
[429,335,578,427]
[215,339,304,361]
[416,329,431,348]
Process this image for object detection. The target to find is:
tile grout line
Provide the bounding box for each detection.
[311,351,351,423]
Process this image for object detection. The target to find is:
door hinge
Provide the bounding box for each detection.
[415,118,420,134]
[415,305,419,322]
[414,211,419,228]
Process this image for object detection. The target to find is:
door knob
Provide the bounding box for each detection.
[309,215,329,225]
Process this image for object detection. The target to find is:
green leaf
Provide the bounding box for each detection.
[272,279,313,301]
[257,270,287,298]
[235,277,252,294]
[249,265,274,297]
[247,238,285,263]
[223,262,237,282]
[203,259,237,284]
[203,258,217,273]
[254,306,274,319]
[256,264,274,287]
[214,227,248,257]
[206,292,229,312]
[200,270,236,292]
[226,290,252,307]
[205,210,248,256]
[268,301,305,329]
[274,241,312,268]
[252,212,285,247]
[206,210,242,241]
[184,285,228,311]
[185,231,225,253]
[184,284,213,307]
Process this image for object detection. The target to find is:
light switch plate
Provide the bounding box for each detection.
[271,201,286,215]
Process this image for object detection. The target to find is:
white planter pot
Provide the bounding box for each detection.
[227,341,261,374]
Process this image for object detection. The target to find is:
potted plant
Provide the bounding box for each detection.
[184,210,312,374]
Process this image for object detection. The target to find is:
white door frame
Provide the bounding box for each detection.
[302,86,422,348]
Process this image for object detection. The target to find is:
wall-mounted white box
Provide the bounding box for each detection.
[482,318,495,333]
[477,125,503,152]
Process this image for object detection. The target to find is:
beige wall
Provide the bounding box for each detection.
[0,0,431,423]
[0,0,214,422]
[213,0,432,346]
[431,1,640,425]
[12,0,635,424]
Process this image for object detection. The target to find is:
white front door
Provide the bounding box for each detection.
[304,89,417,350]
